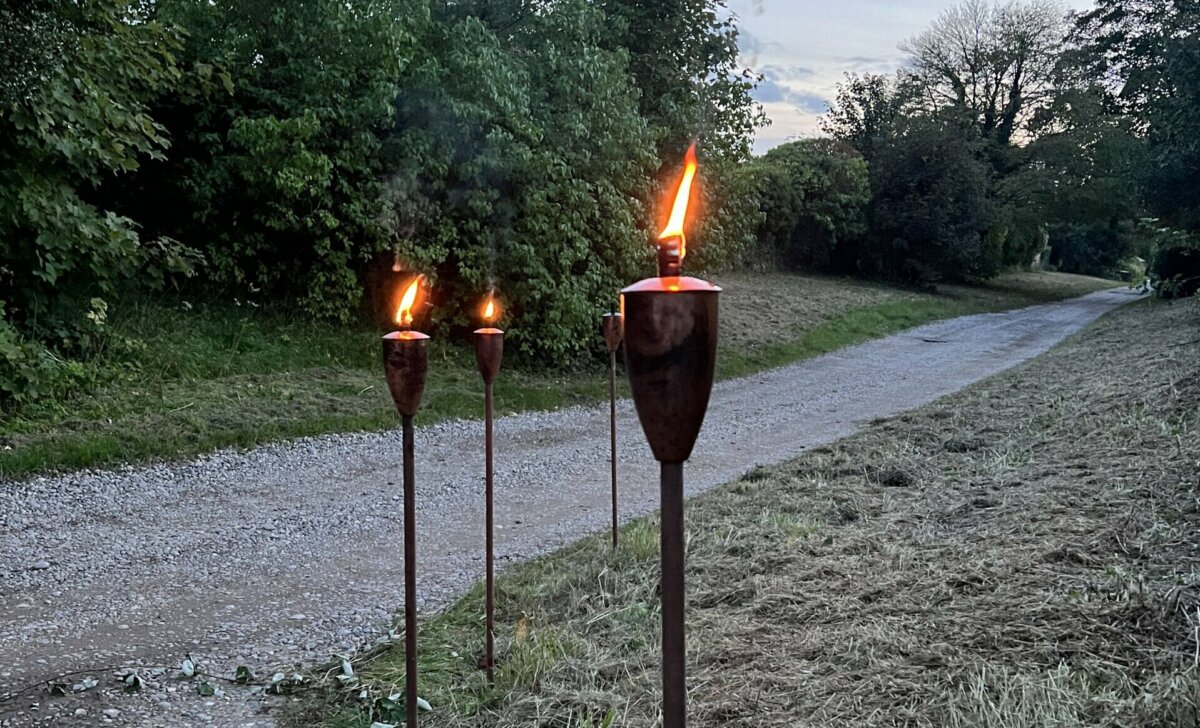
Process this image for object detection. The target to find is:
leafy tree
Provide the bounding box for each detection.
[0,0,196,403]
[1070,0,1200,230]
[132,0,422,320]
[864,116,999,282]
[747,140,869,271]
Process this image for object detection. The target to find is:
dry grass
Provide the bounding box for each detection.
[714,269,1116,351]
[295,282,1191,728]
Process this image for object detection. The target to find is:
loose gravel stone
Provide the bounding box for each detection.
[0,290,1136,727]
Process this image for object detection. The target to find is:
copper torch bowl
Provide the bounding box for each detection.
[383,331,430,417]
[621,276,720,464]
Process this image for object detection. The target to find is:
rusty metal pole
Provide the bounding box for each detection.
[609,349,619,547]
[474,327,503,682]
[602,313,624,549]
[660,461,686,727]
[484,378,495,683]
[401,414,418,728]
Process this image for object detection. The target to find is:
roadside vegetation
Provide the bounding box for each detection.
[292,296,1199,728]
[0,270,1113,480]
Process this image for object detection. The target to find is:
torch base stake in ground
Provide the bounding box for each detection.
[609,350,619,548]
[660,461,686,727]
[403,414,418,728]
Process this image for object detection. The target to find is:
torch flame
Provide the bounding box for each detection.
[482,292,499,324]
[658,142,699,262]
[395,275,423,328]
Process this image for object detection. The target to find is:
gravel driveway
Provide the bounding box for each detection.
[0,288,1137,726]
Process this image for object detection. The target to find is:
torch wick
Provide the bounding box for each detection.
[657,239,683,278]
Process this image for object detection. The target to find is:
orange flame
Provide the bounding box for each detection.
[658,142,699,262]
[395,275,423,328]
[481,292,499,325]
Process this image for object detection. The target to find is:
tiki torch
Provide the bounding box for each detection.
[381,275,430,728]
[622,142,719,728]
[473,292,503,682]
[601,311,623,548]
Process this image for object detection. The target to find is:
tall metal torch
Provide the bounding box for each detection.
[601,311,623,548]
[381,275,430,728]
[473,292,503,682]
[622,142,719,728]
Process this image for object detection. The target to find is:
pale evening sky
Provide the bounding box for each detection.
[727,0,1096,154]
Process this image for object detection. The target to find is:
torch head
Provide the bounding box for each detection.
[620,276,720,464]
[473,329,504,385]
[382,331,430,417]
[601,312,624,353]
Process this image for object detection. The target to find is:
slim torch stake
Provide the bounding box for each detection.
[609,350,618,547]
[484,378,495,683]
[474,324,504,683]
[383,321,430,728]
[402,414,418,728]
[602,312,623,548]
[660,461,686,726]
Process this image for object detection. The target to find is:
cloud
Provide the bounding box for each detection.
[784,91,829,115]
[761,64,815,81]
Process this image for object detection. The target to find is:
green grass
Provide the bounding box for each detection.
[0,270,1119,480]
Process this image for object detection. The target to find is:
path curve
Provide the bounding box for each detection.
[0,288,1139,726]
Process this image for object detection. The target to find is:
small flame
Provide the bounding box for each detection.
[658,142,699,262]
[482,292,499,324]
[395,275,423,328]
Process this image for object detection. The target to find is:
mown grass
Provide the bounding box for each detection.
[288,295,1198,728]
[0,270,1117,480]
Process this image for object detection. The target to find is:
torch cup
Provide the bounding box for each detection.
[474,302,504,682]
[382,327,429,728]
[601,312,624,548]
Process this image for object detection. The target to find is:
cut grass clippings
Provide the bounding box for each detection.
[289,295,1199,727]
[0,270,1118,480]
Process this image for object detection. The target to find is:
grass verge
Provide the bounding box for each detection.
[288,295,1199,727]
[0,271,1117,480]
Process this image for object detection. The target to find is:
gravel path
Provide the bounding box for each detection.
[0,288,1138,726]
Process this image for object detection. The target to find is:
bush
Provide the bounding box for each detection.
[864,116,998,283]
[1152,232,1200,299]
[745,140,869,271]
[0,1,199,406]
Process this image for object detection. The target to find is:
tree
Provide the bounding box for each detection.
[1070,0,1200,230]
[866,115,999,282]
[747,140,869,271]
[0,0,196,403]
[901,0,1068,150]
[127,0,421,321]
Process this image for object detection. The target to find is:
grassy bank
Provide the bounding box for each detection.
[0,271,1116,480]
[292,296,1198,727]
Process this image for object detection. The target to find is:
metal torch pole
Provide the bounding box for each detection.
[402,414,419,728]
[609,349,619,548]
[660,461,686,728]
[484,380,495,683]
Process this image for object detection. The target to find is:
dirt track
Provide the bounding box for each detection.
[0,288,1138,726]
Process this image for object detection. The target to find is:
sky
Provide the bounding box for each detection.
[728,0,1096,154]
